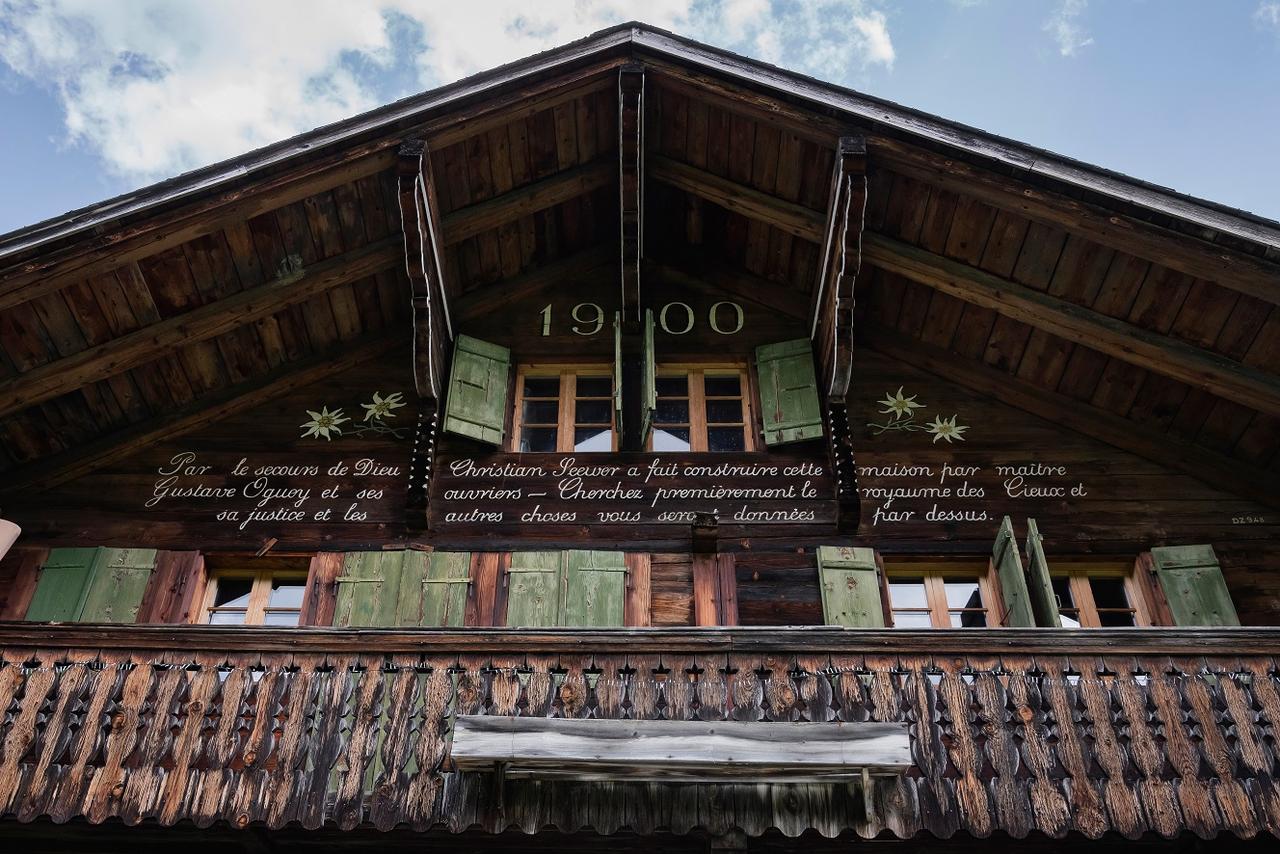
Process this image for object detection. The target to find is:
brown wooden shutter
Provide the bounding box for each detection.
[1023,519,1061,628]
[1150,545,1240,626]
[816,546,884,627]
[443,335,510,445]
[993,516,1034,627]
[755,339,823,446]
[26,547,156,623]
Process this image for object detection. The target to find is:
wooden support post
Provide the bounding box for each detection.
[617,316,646,451]
[812,136,867,532]
[396,139,453,403]
[618,63,645,321]
[405,403,436,533]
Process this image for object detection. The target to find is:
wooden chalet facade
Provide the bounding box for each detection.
[0,22,1278,852]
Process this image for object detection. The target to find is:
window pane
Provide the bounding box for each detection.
[208,609,248,626]
[576,376,611,397]
[888,579,928,609]
[942,580,982,610]
[656,376,688,397]
[521,399,559,424]
[891,611,933,628]
[574,427,612,452]
[262,610,301,627]
[269,580,306,609]
[656,399,689,424]
[519,427,558,452]
[951,610,988,628]
[1089,578,1130,610]
[1099,609,1136,627]
[1052,577,1075,608]
[523,376,560,397]
[652,428,691,451]
[704,375,741,396]
[575,399,612,425]
[1059,610,1082,628]
[706,399,743,423]
[213,579,253,609]
[707,426,745,452]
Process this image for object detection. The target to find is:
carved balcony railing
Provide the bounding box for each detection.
[0,625,1277,840]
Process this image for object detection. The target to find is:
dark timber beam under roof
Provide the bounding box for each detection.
[453,244,617,323]
[0,237,402,421]
[0,334,401,494]
[397,140,452,402]
[863,232,1280,420]
[863,326,1280,510]
[440,159,614,246]
[643,258,806,320]
[618,63,645,321]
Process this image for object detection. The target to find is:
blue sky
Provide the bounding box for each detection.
[1,1,1278,237]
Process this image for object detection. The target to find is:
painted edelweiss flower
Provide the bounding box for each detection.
[877,386,924,421]
[925,415,968,444]
[361,391,406,423]
[300,406,350,441]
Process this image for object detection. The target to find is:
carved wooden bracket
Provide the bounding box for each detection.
[618,63,645,322]
[396,139,453,403]
[812,135,867,533]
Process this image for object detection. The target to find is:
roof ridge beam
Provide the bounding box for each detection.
[863,231,1280,419]
[0,236,401,420]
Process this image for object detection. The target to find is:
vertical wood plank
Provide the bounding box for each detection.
[624,552,652,627]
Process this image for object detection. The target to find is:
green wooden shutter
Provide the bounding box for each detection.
[506,551,563,627]
[334,551,431,627]
[641,308,656,445]
[1151,545,1240,626]
[26,547,156,623]
[1023,519,1061,628]
[421,552,472,627]
[816,546,884,627]
[443,335,510,445]
[755,339,823,446]
[79,548,157,623]
[564,550,626,627]
[993,516,1034,627]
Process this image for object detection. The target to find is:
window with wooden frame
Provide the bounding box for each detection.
[651,364,754,452]
[200,561,308,627]
[1051,562,1155,627]
[511,365,615,453]
[884,562,999,628]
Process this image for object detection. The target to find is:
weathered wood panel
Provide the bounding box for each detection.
[0,625,1275,840]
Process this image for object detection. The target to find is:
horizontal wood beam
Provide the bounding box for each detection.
[2,622,1278,656]
[453,244,617,322]
[451,716,911,781]
[873,140,1280,306]
[0,237,401,420]
[644,258,807,320]
[442,159,614,246]
[1,335,401,494]
[863,233,1280,419]
[861,326,1280,510]
[649,155,825,243]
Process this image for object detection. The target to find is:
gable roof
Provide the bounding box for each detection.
[0,21,1276,508]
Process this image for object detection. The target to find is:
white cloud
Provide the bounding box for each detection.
[1043,0,1094,57]
[0,1,895,184]
[1256,2,1280,32]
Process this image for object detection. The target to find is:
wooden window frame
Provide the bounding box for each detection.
[652,362,755,453]
[199,567,308,627]
[883,562,1000,628]
[1050,561,1156,628]
[510,364,615,453]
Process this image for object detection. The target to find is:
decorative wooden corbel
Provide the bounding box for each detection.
[397,139,453,530]
[812,135,867,533]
